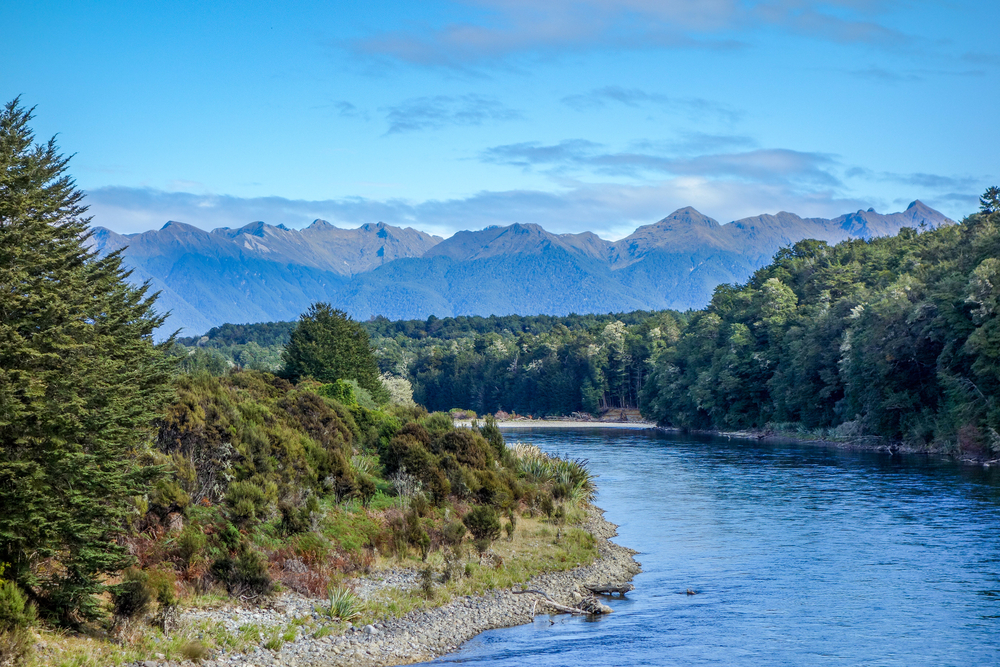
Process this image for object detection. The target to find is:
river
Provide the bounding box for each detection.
[425,427,1000,666]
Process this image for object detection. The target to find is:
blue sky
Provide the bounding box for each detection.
[4,0,997,239]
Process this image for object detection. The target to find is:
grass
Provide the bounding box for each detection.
[21,489,597,666]
[356,510,598,625]
[319,504,383,553]
[27,618,258,667]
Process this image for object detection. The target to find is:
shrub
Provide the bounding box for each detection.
[112,568,153,621]
[226,479,274,526]
[420,412,453,436]
[146,568,178,628]
[478,415,506,459]
[462,506,501,542]
[435,430,491,469]
[210,547,273,599]
[357,475,378,507]
[0,580,34,667]
[539,493,554,518]
[218,523,242,552]
[473,537,492,554]
[504,521,515,540]
[181,640,209,662]
[474,468,511,507]
[427,469,451,504]
[148,477,192,517]
[175,526,207,565]
[442,521,466,548]
[0,581,35,632]
[292,532,332,566]
[420,566,435,600]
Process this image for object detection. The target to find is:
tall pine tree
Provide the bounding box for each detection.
[0,99,174,623]
[283,303,387,402]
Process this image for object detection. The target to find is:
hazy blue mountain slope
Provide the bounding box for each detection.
[91,201,954,336]
[336,248,647,320]
[618,248,760,311]
[88,220,438,335]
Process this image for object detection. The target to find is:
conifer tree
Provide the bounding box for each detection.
[0,99,174,623]
[283,303,388,402]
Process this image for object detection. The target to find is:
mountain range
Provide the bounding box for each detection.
[88,201,954,336]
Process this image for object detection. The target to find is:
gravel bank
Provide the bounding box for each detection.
[148,506,640,667]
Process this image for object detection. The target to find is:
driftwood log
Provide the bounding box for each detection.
[512,589,589,615]
[584,583,634,597]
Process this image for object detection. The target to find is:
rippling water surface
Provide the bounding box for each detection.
[423,428,1000,666]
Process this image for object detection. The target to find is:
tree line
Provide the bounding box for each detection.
[176,310,685,416]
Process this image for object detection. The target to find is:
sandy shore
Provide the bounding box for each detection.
[166,506,641,667]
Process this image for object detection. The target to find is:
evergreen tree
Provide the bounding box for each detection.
[283,302,387,402]
[0,99,174,623]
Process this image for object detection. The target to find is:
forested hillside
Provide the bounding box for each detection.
[641,188,1000,456]
[176,311,683,416]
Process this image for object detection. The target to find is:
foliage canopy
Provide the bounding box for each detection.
[282,303,387,403]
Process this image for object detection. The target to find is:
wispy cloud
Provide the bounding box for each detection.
[560,86,743,122]
[333,100,364,117]
[383,94,523,133]
[632,133,758,155]
[87,181,875,241]
[848,65,985,83]
[480,139,602,168]
[347,0,915,69]
[482,140,839,185]
[845,167,982,192]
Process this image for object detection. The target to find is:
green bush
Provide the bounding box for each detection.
[218,523,242,552]
[357,474,378,506]
[0,579,35,666]
[0,581,35,633]
[293,532,332,566]
[442,521,466,548]
[210,547,273,599]
[175,526,207,565]
[462,506,501,542]
[146,568,178,610]
[279,500,312,536]
[111,568,153,621]
[226,479,275,525]
[420,412,453,436]
[434,430,492,470]
[478,415,506,459]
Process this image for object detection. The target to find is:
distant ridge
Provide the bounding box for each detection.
[88,202,954,336]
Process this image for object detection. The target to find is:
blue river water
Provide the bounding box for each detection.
[424,427,1000,667]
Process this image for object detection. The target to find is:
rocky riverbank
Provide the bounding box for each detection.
[140,506,640,667]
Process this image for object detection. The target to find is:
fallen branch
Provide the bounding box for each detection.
[512,589,588,615]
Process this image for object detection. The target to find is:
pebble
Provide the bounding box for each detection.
[132,507,640,667]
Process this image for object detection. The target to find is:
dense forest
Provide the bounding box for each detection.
[640,189,1000,455]
[175,311,684,415]
[175,189,1000,459]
